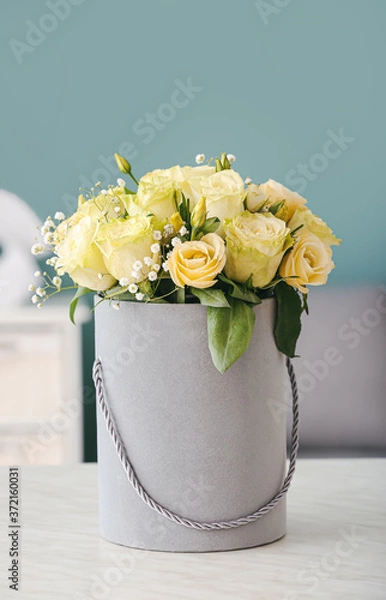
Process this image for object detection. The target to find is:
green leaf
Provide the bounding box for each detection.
[124,187,136,195]
[69,286,92,324]
[190,287,230,308]
[221,153,231,169]
[260,275,298,290]
[269,199,285,216]
[215,157,223,172]
[207,298,256,373]
[302,293,309,315]
[218,274,262,305]
[274,281,302,358]
[200,216,220,235]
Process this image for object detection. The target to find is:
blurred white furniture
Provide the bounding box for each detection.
[0,189,43,308]
[0,304,89,465]
[0,459,383,599]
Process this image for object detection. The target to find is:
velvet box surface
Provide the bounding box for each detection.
[95,298,287,552]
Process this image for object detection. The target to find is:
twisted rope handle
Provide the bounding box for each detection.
[93,356,299,531]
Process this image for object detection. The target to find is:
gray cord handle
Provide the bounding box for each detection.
[93,356,299,531]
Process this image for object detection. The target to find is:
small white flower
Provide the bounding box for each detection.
[43,232,53,244]
[119,277,130,287]
[166,251,172,259]
[114,206,121,214]
[150,243,160,254]
[171,237,182,247]
[179,225,188,236]
[148,271,157,282]
[117,178,126,187]
[227,153,236,164]
[31,243,45,256]
[36,287,46,297]
[41,225,50,235]
[143,256,153,267]
[54,211,65,221]
[244,177,252,185]
[46,257,59,266]
[152,264,161,272]
[97,273,103,280]
[163,224,174,236]
[133,260,143,271]
[29,284,36,291]
[101,189,108,195]
[128,283,138,294]
[195,153,205,164]
[112,302,120,310]
[135,292,145,301]
[52,277,61,288]
[34,271,41,277]
[31,295,39,304]
[152,230,162,241]
[37,303,43,309]
[44,218,55,229]
[162,261,169,272]
[131,270,140,280]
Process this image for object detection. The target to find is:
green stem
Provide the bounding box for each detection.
[176,287,185,304]
[129,172,139,186]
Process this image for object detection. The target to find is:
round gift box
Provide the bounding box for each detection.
[95,298,287,552]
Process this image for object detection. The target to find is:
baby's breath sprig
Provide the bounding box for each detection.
[28,268,76,308]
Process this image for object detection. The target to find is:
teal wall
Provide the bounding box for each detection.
[1,0,385,459]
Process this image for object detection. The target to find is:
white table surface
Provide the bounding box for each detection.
[0,459,385,599]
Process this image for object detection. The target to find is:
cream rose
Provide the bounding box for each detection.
[288,208,341,247]
[160,165,215,205]
[167,233,226,289]
[78,187,133,221]
[279,229,334,294]
[223,211,293,288]
[246,179,306,222]
[200,169,245,225]
[96,215,159,284]
[55,216,116,291]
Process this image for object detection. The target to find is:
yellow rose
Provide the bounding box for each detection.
[53,210,84,245]
[200,169,245,225]
[96,215,160,283]
[246,179,306,222]
[55,216,116,291]
[167,233,226,289]
[136,165,215,219]
[288,208,341,247]
[279,230,334,294]
[223,211,293,288]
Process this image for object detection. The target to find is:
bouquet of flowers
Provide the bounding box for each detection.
[31,152,340,372]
